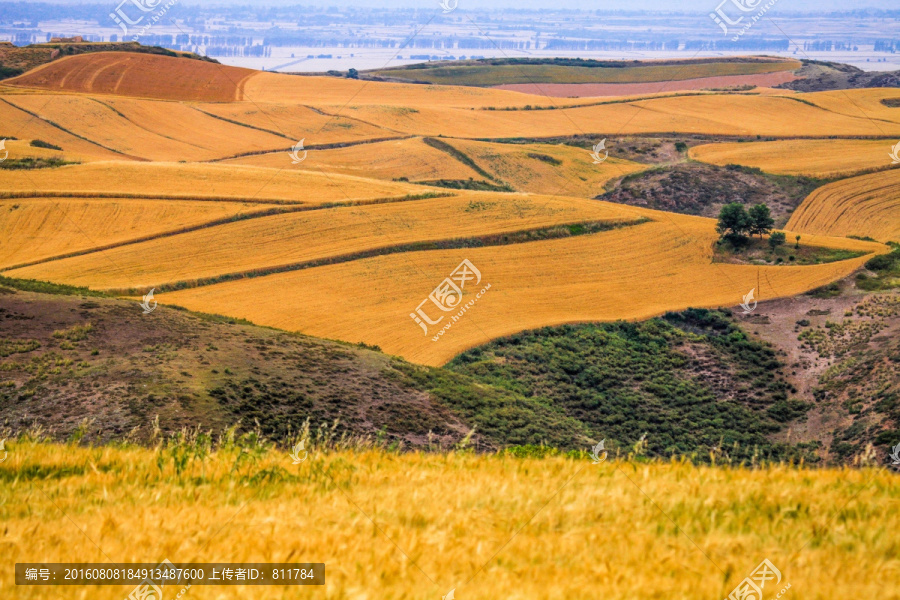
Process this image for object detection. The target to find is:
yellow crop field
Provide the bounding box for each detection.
[787,169,900,242]
[3,94,286,162]
[3,442,897,600]
[223,137,484,181]
[337,94,900,139]
[441,138,648,196]
[157,211,881,366]
[0,197,278,269]
[196,102,395,145]
[241,71,601,108]
[689,138,897,177]
[8,193,641,290]
[800,88,900,124]
[0,94,127,161]
[0,162,427,204]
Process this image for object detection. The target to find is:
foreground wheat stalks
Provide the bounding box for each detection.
[1,442,898,599]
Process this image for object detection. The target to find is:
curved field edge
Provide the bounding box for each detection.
[153,217,885,366]
[787,169,900,243]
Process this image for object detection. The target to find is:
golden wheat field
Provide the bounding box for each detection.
[690,139,900,177]
[0,162,426,204]
[435,138,648,196]
[6,193,641,290]
[196,102,396,146]
[1,442,897,600]
[0,197,279,269]
[0,51,894,369]
[156,214,882,366]
[223,137,485,181]
[787,169,900,242]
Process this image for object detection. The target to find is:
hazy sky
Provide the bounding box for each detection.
[11,0,900,10]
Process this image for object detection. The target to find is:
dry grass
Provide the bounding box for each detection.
[1,441,897,600]
[4,51,255,102]
[0,197,280,269]
[7,194,640,290]
[0,162,427,205]
[157,210,882,366]
[787,169,900,243]
[223,137,484,181]
[689,139,898,177]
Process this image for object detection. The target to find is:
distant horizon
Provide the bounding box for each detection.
[2,0,899,11]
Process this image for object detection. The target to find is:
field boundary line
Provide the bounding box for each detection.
[0,96,147,161]
[100,218,651,295]
[206,134,417,163]
[0,191,457,271]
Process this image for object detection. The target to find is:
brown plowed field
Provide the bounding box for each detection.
[4,52,254,102]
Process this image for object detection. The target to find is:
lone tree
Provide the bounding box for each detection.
[748,203,775,238]
[347,68,359,79]
[768,231,786,250]
[716,203,751,243]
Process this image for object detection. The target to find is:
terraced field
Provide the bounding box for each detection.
[787,169,900,243]
[7,194,641,290]
[690,138,898,177]
[156,214,880,365]
[437,138,647,196]
[0,197,275,269]
[223,136,485,181]
[0,162,426,204]
[0,50,892,368]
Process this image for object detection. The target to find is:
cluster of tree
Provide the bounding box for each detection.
[717,203,785,247]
